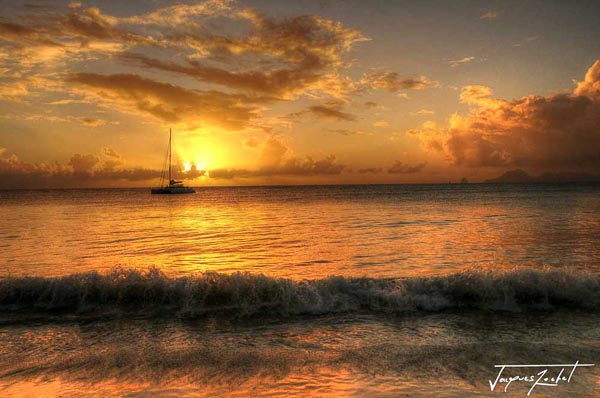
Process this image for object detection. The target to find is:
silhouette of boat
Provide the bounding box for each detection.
[151,128,195,194]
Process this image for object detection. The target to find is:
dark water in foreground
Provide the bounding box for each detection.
[0,184,599,396]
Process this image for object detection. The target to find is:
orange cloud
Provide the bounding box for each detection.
[415,109,435,115]
[102,147,121,159]
[449,56,475,67]
[480,12,498,20]
[416,60,600,170]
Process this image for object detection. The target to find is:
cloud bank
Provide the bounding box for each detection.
[0,149,205,189]
[414,60,600,171]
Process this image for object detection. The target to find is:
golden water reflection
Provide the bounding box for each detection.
[1,184,599,279]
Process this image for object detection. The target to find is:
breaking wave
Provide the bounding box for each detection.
[0,267,598,321]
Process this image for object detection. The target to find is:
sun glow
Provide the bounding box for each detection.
[174,131,231,172]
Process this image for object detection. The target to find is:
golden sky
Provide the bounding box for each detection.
[1,0,600,188]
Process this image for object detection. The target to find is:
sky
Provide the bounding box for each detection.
[1,0,599,188]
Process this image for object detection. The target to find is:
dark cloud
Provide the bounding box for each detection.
[290,101,356,121]
[120,52,316,99]
[80,117,106,127]
[361,71,435,92]
[388,161,427,174]
[306,105,356,121]
[0,20,62,47]
[66,72,260,130]
[433,60,600,170]
[69,153,99,174]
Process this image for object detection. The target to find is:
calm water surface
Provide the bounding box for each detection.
[1,183,599,278]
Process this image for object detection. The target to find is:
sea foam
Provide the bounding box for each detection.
[0,267,598,320]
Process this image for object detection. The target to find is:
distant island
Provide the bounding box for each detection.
[484,169,600,183]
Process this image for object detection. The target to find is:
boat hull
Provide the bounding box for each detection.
[151,186,195,194]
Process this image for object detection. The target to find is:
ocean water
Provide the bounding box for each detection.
[0,184,599,397]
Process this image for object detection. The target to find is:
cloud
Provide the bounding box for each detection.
[209,137,345,179]
[414,60,600,170]
[0,21,62,48]
[66,72,260,130]
[61,6,154,45]
[80,117,106,127]
[513,36,539,47]
[373,120,389,127]
[327,129,369,136]
[243,137,260,148]
[449,56,475,67]
[459,85,500,107]
[119,52,319,100]
[48,99,89,105]
[480,12,498,20]
[305,105,356,121]
[388,161,427,174]
[0,1,432,134]
[0,149,205,189]
[356,167,383,174]
[361,71,436,92]
[210,155,344,178]
[414,109,435,115]
[119,0,232,26]
[69,153,99,174]
[290,101,356,121]
[102,147,121,159]
[118,8,368,100]
[574,60,600,99]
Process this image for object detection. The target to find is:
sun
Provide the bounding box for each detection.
[183,161,192,172]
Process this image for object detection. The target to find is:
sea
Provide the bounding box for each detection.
[0,183,598,397]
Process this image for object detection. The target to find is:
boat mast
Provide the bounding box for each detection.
[168,128,172,184]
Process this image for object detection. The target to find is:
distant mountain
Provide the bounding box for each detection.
[484,169,533,183]
[484,169,600,183]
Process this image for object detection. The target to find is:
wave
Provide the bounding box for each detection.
[0,267,598,321]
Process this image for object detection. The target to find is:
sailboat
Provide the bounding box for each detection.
[151,128,195,194]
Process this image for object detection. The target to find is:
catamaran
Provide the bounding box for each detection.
[151,128,195,194]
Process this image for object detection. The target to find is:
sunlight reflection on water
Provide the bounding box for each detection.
[1,183,599,278]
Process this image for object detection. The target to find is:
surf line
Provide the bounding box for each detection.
[488,361,594,396]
